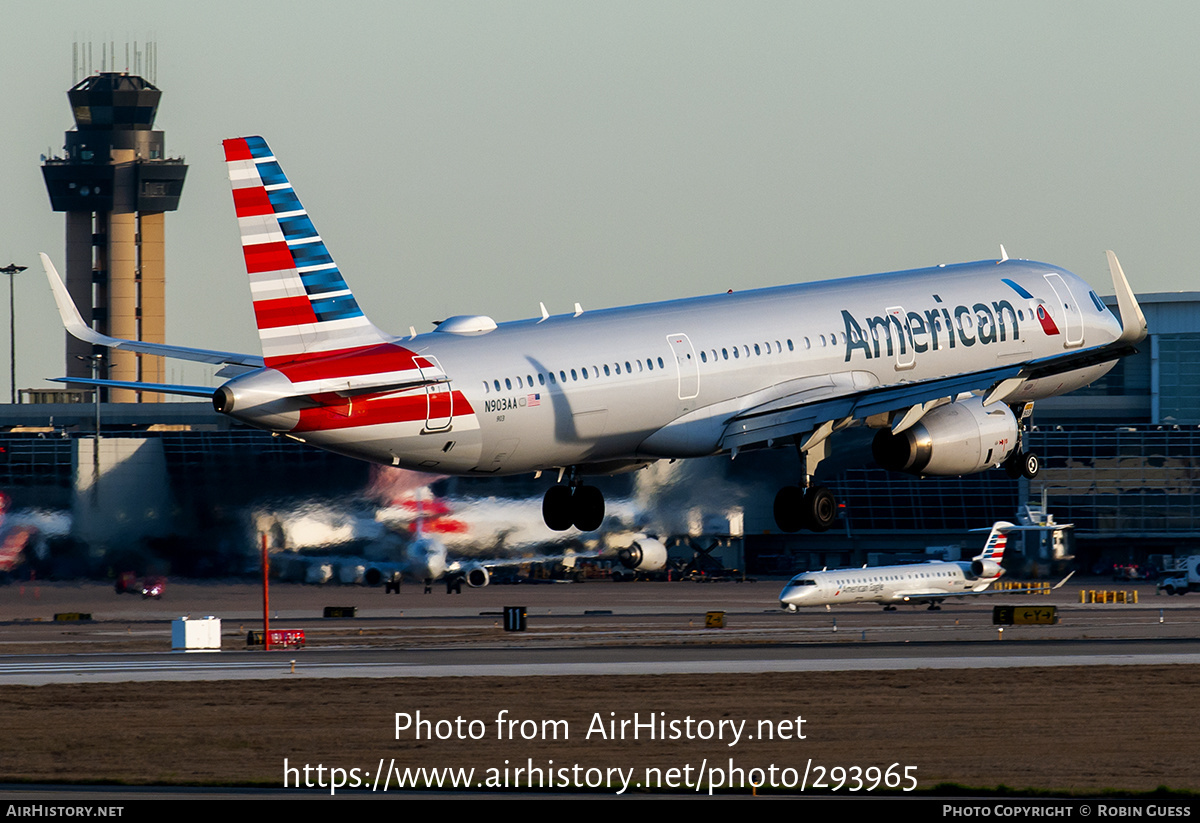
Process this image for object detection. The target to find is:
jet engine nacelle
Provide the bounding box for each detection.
[872,397,1018,476]
[464,566,490,588]
[617,537,668,572]
[970,559,1003,579]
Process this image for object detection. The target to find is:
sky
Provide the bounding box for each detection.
[2,1,1198,395]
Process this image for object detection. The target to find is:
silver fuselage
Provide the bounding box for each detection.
[219,258,1123,475]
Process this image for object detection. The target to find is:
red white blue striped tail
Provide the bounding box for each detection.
[223,136,390,365]
[978,521,1012,563]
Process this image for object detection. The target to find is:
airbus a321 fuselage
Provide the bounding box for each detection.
[779,520,1075,611]
[41,136,1148,543]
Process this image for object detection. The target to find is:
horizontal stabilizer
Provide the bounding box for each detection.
[49,377,216,399]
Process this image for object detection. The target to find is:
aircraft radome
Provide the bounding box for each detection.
[42,136,1148,551]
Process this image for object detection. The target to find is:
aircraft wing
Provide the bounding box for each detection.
[894,570,1076,602]
[721,365,1024,452]
[447,549,595,572]
[41,253,264,373]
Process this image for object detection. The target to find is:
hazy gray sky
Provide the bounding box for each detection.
[3,1,1197,393]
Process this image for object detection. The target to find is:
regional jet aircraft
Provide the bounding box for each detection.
[779,521,1076,611]
[42,136,1147,548]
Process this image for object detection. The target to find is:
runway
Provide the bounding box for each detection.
[1,579,1196,683]
[3,640,1200,684]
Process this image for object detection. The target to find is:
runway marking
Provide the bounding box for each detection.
[3,652,1200,684]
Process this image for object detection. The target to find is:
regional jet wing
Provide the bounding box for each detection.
[41,253,264,374]
[894,571,1076,602]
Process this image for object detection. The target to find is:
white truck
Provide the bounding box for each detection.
[1157,555,1200,595]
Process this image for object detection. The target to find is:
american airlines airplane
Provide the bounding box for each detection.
[42,135,1147,539]
[779,521,1076,611]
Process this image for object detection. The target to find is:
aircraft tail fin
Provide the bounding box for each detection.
[223,136,391,366]
[974,521,1014,564]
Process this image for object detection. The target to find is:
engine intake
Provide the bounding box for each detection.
[873,397,1018,476]
[617,537,668,572]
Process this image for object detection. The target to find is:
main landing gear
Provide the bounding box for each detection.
[773,428,841,533]
[773,484,837,533]
[543,482,605,532]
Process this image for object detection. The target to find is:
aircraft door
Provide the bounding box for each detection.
[885,306,915,370]
[1043,274,1084,348]
[419,355,453,431]
[666,333,700,400]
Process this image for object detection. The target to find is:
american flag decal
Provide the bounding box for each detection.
[527,393,541,407]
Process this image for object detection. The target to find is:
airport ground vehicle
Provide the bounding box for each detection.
[1157,556,1200,595]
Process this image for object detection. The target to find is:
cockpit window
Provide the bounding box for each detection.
[785,578,817,588]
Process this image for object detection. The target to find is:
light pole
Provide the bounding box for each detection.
[0,263,26,404]
[75,352,104,492]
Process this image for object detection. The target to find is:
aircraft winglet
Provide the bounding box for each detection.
[1106,251,1147,345]
[1051,570,1076,589]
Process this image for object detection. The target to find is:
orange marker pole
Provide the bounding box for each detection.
[262,532,271,651]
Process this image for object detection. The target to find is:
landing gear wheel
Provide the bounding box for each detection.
[773,486,804,533]
[802,486,837,532]
[1021,451,1041,479]
[1004,452,1024,479]
[572,485,605,532]
[542,485,574,531]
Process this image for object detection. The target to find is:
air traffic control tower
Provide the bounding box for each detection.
[42,72,187,402]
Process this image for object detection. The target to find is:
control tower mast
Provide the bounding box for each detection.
[42,72,187,402]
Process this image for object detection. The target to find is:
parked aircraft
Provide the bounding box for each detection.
[42,135,1147,535]
[779,521,1075,611]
